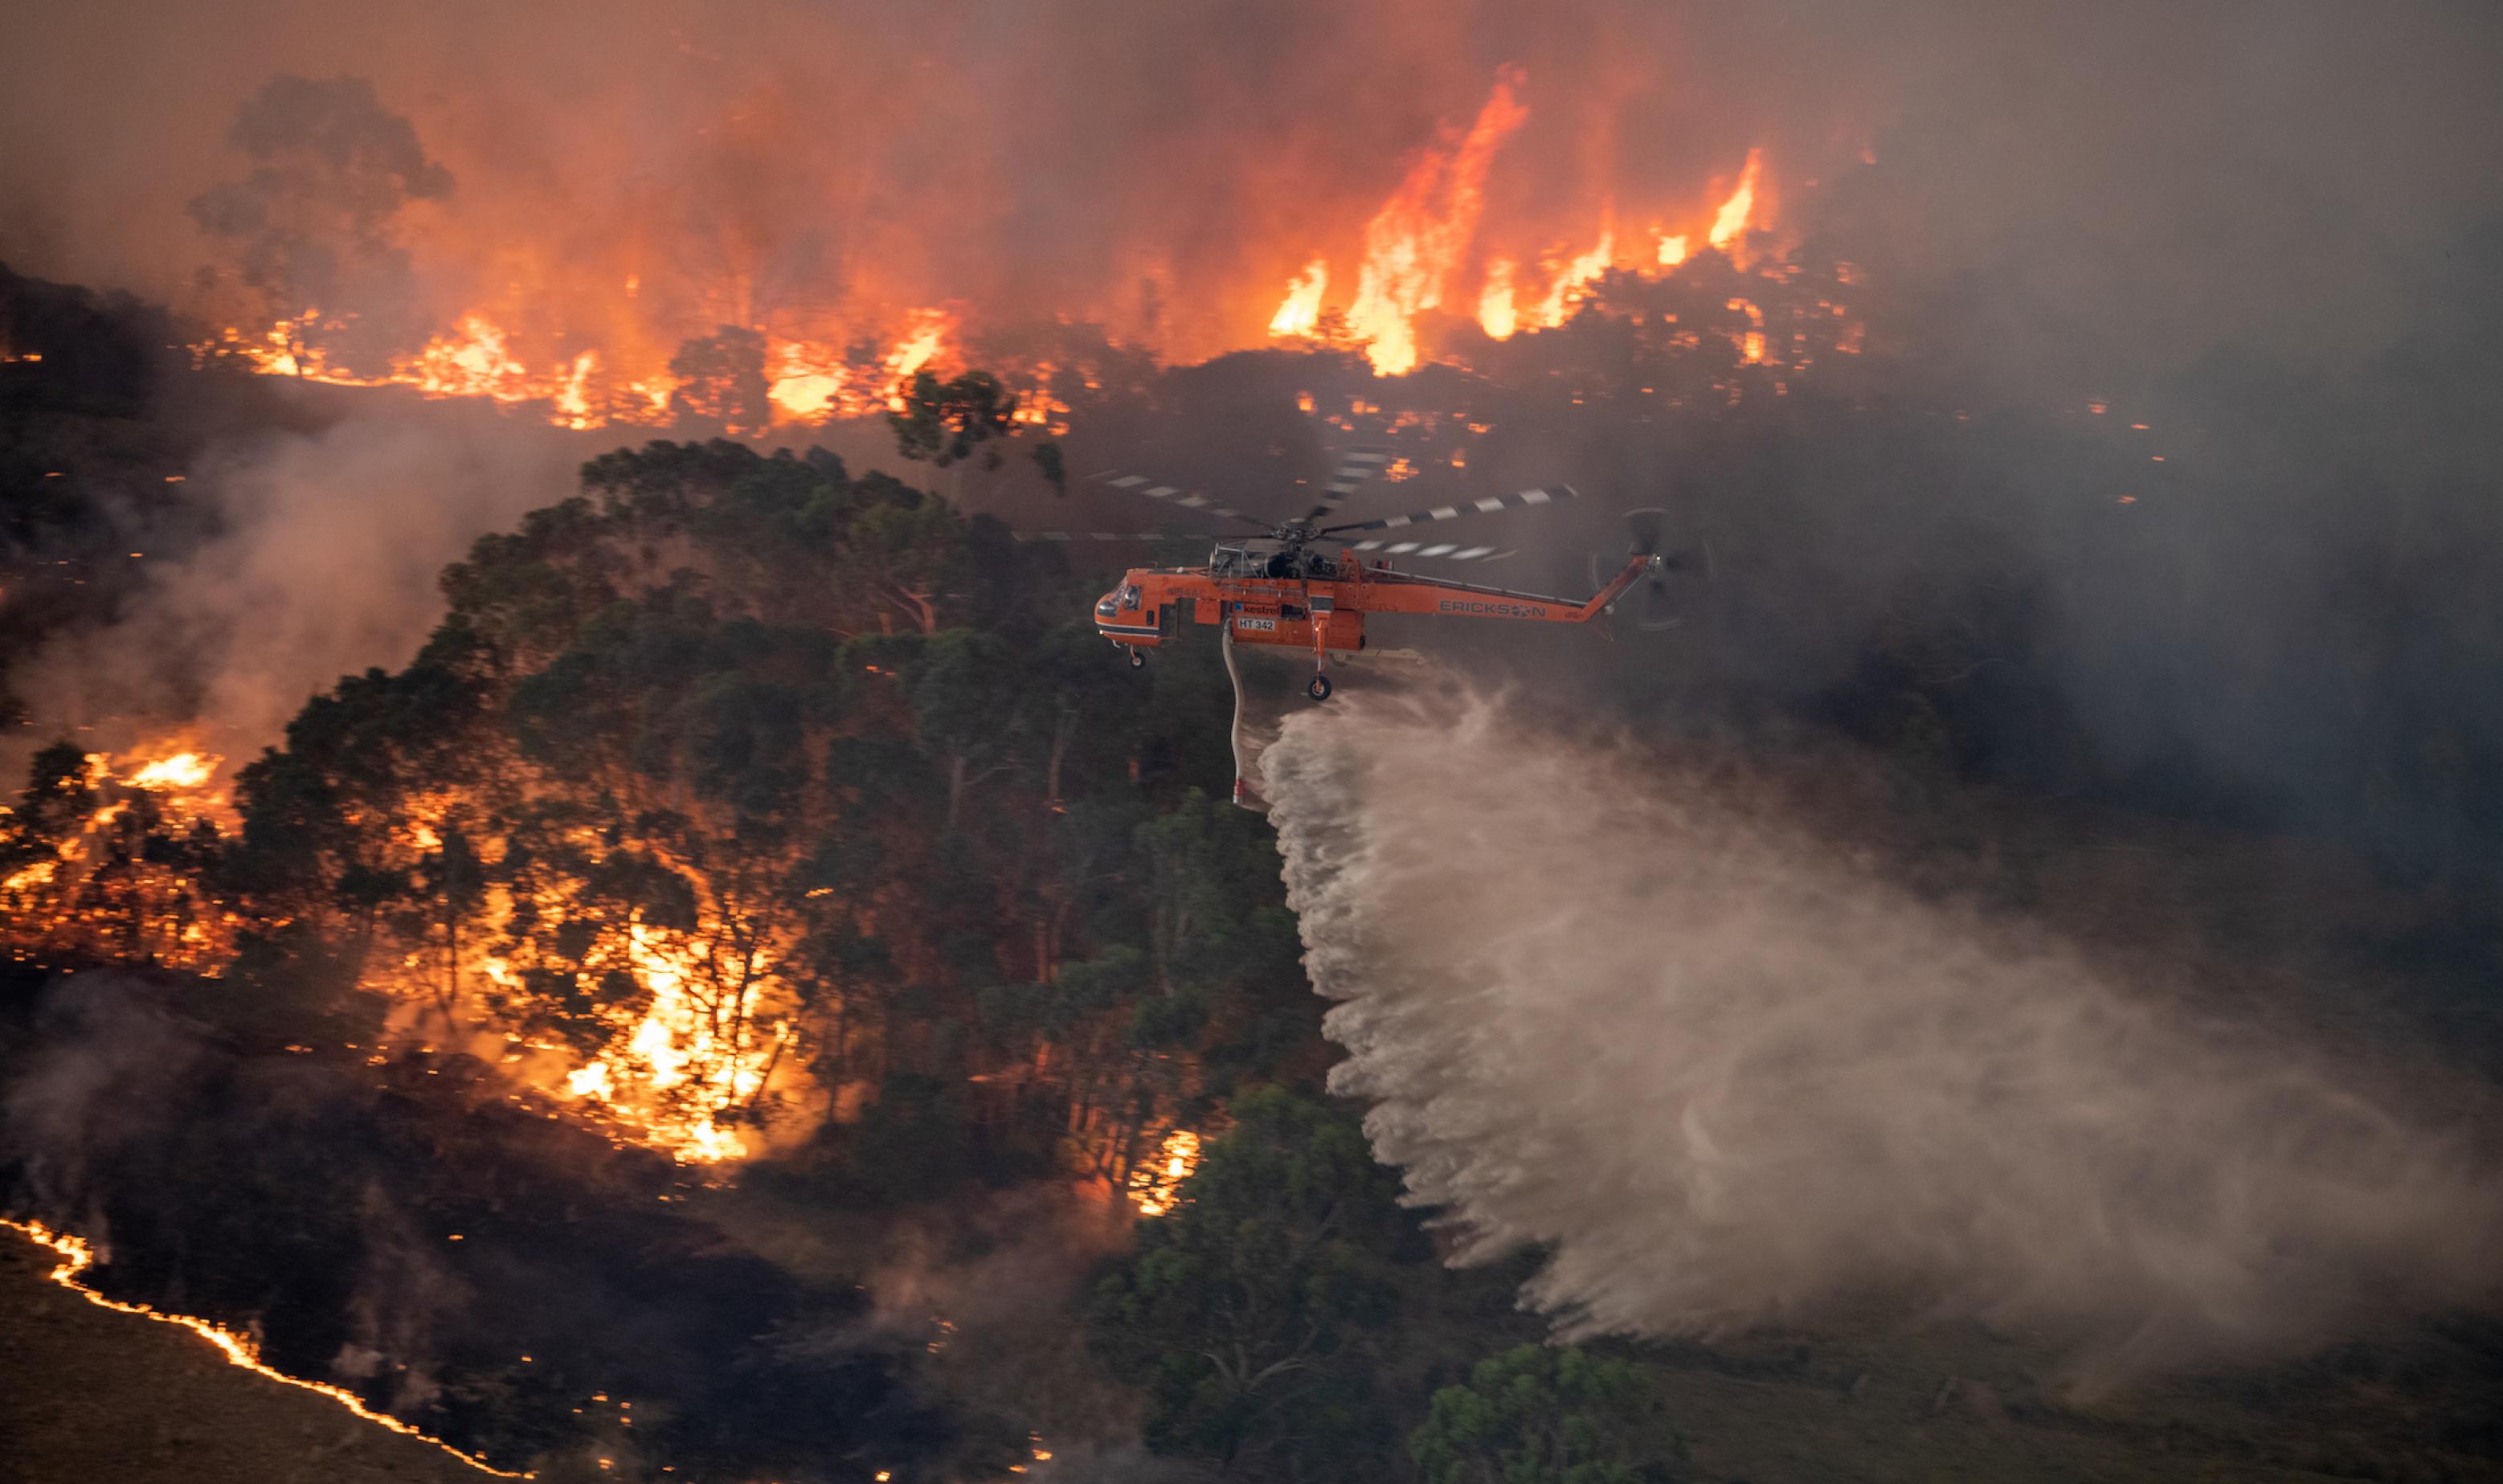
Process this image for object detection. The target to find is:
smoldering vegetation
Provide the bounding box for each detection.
[0,262,599,775]
[0,971,1006,1478]
[1265,684,2503,1384]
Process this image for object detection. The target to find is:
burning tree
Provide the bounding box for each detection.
[187,75,454,378]
[2,741,233,971]
[202,438,1299,1177]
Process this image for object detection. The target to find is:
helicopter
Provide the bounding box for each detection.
[1037,448,1690,807]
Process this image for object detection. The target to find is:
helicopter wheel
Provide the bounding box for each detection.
[1306,673,1333,702]
[1127,647,1147,669]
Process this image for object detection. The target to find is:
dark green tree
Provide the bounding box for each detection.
[888,368,1019,469]
[1089,1087,1416,1480]
[895,628,1025,829]
[1031,439,1068,495]
[1408,1345,1683,1484]
[668,326,775,435]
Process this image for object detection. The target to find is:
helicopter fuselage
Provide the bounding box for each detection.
[1093,548,1654,661]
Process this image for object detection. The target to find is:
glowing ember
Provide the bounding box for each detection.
[1728,297,1767,363]
[0,1216,530,1478]
[1128,1130,1202,1217]
[1656,232,1691,267]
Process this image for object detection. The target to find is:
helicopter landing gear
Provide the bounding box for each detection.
[1127,647,1147,669]
[1306,673,1333,702]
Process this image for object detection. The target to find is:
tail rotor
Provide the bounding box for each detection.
[1601,505,1708,632]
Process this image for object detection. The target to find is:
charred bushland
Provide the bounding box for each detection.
[0,974,975,1479]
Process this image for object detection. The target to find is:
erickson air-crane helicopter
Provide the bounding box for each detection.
[1037,447,1687,807]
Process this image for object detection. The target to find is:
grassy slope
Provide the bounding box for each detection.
[0,1224,497,1484]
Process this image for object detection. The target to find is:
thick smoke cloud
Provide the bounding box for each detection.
[13,403,583,761]
[1264,684,2503,1384]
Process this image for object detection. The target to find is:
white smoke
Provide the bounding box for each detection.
[1262,683,2503,1383]
[14,403,581,762]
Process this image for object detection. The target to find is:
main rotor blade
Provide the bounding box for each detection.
[1020,531,1204,542]
[1345,540,1512,562]
[1093,471,1270,530]
[1320,483,1578,535]
[1300,446,1392,521]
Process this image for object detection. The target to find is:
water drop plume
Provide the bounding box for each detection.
[1262,683,2502,1381]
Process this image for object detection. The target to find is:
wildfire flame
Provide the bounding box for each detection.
[0,1216,530,1478]
[63,75,1856,1173]
[1339,68,1528,374]
[1128,1130,1202,1217]
[1530,211,1618,330]
[208,304,961,431]
[1708,147,1764,256]
[181,65,1816,423]
[4,739,236,965]
[128,750,217,791]
[1267,73,1781,370]
[1268,259,1329,337]
[550,925,791,1165]
[1478,257,1519,341]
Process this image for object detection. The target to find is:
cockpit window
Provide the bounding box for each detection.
[1120,584,1142,611]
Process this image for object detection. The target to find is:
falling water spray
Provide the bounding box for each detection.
[1262,684,2502,1384]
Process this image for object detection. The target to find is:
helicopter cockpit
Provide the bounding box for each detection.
[1208,538,1340,581]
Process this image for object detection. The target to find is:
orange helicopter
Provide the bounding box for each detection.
[1039,448,1686,806]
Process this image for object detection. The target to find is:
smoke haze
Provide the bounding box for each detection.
[1264,685,2503,1383]
[5,2,2497,365]
[11,402,583,762]
[6,2,2500,843]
